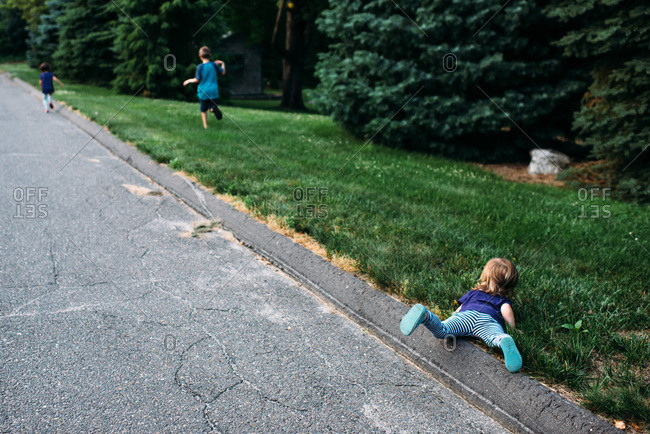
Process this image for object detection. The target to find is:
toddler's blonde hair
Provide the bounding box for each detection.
[473,258,518,297]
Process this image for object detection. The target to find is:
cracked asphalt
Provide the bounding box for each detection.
[0,75,506,432]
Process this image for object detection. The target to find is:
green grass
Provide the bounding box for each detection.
[225,98,284,111]
[0,55,25,63]
[4,62,649,426]
[225,89,315,112]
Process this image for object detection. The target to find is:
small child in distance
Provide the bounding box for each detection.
[183,46,226,129]
[39,63,64,113]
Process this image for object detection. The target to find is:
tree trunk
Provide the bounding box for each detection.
[280,2,307,110]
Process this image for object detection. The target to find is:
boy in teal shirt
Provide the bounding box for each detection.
[183,46,226,129]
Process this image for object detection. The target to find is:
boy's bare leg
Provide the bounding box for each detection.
[201,112,208,129]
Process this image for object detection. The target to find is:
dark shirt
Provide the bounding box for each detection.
[458,289,512,329]
[40,72,55,94]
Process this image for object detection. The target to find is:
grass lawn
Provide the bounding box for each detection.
[3,62,649,427]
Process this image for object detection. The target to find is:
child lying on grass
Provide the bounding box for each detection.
[400,258,522,372]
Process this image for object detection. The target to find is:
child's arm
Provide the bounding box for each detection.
[183,78,199,86]
[39,79,42,88]
[53,76,64,89]
[214,60,226,75]
[501,303,516,329]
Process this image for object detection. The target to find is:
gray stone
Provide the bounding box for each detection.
[528,149,570,175]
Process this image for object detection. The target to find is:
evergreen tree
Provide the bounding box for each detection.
[3,0,47,29]
[547,0,649,202]
[26,0,71,68]
[0,6,28,58]
[53,0,117,83]
[112,0,228,100]
[314,0,585,161]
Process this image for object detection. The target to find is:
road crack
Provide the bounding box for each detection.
[48,242,59,286]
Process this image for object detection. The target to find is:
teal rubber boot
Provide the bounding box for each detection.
[500,336,522,372]
[400,304,427,336]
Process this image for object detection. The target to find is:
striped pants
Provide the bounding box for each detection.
[424,310,510,347]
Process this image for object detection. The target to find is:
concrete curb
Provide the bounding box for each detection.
[6,73,616,433]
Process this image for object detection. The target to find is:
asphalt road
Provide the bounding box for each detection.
[0,75,506,432]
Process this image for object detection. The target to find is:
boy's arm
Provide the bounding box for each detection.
[53,76,64,88]
[39,79,42,87]
[185,65,202,86]
[214,60,226,75]
[501,303,516,329]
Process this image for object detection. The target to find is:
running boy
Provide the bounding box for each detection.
[183,46,226,129]
[39,63,64,113]
[400,258,523,372]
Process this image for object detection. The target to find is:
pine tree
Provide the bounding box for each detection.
[26,0,71,68]
[547,0,649,202]
[314,0,585,161]
[112,0,228,100]
[3,0,47,29]
[53,0,117,83]
[0,6,28,58]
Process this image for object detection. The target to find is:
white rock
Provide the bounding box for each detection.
[527,149,570,175]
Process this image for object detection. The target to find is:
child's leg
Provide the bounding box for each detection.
[401,304,474,338]
[42,94,49,112]
[469,315,509,347]
[47,94,53,109]
[470,314,522,372]
[212,101,222,120]
[425,310,475,339]
[199,100,209,128]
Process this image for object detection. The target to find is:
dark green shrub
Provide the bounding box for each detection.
[26,0,71,68]
[547,0,649,202]
[313,0,585,161]
[53,0,117,83]
[0,6,28,58]
[112,0,227,100]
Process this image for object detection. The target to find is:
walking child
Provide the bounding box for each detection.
[183,46,226,129]
[39,63,64,113]
[400,258,523,372]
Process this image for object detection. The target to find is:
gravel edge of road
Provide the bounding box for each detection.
[5,73,616,434]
